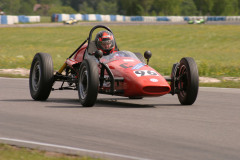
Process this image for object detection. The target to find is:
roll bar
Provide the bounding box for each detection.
[69,25,119,59]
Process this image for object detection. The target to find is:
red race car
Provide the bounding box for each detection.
[29,25,199,107]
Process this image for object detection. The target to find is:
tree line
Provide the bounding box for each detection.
[1,0,240,16]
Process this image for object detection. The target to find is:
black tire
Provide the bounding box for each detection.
[29,53,54,100]
[129,96,143,99]
[177,57,199,105]
[78,59,99,107]
[134,52,145,63]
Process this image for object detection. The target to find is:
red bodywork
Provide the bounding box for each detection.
[66,44,171,97]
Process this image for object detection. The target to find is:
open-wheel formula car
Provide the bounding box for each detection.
[63,18,78,25]
[29,25,199,107]
[188,18,205,24]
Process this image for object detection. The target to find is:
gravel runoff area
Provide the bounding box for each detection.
[1,68,239,83]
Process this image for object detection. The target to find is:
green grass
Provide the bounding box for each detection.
[0,144,101,160]
[40,16,52,23]
[0,24,239,77]
[200,80,240,88]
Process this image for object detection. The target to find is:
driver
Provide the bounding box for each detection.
[95,31,116,55]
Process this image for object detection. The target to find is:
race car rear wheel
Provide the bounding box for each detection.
[177,57,199,105]
[78,59,99,107]
[29,53,54,100]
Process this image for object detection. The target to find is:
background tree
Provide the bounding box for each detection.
[96,0,117,15]
[222,0,239,15]
[193,0,214,15]
[239,0,240,14]
[181,0,198,15]
[0,0,21,14]
[78,1,94,14]
[19,0,37,15]
[153,0,182,15]
[0,0,240,16]
[139,0,154,15]
[117,0,143,16]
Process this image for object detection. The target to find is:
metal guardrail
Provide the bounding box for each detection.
[52,14,240,23]
[0,15,40,24]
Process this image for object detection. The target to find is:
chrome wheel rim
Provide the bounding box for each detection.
[79,66,88,100]
[32,62,41,91]
[178,65,188,98]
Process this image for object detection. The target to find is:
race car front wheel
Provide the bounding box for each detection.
[29,53,54,100]
[177,57,199,105]
[78,59,99,107]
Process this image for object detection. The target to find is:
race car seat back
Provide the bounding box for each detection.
[87,41,98,55]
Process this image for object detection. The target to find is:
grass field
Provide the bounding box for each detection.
[40,16,52,23]
[0,143,101,160]
[0,24,239,78]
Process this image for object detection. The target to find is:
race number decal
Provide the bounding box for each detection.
[134,70,159,77]
[132,63,145,70]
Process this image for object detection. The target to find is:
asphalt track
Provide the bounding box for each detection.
[0,77,240,160]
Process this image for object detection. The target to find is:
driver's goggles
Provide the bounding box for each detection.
[100,40,112,45]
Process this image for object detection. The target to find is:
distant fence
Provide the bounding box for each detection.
[0,15,40,24]
[52,14,240,22]
[51,14,176,22]
[51,14,127,22]
[1,14,240,25]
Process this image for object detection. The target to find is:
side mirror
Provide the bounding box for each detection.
[95,50,103,60]
[144,51,152,65]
